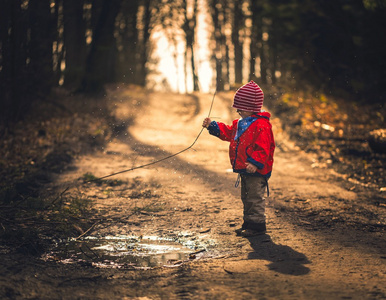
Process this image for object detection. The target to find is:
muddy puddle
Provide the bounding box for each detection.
[42,234,216,269]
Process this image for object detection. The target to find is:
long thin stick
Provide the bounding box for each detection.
[86,90,216,183]
[75,220,100,240]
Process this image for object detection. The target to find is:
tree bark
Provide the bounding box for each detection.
[116,0,139,83]
[251,1,267,84]
[28,0,54,94]
[80,0,122,94]
[63,0,86,89]
[136,0,151,87]
[183,0,199,92]
[209,0,225,91]
[232,0,243,84]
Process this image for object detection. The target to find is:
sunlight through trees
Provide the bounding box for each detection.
[1,0,385,124]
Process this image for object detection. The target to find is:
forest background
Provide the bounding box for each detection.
[1,0,386,123]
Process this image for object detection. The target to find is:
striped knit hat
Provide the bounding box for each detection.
[232,80,264,112]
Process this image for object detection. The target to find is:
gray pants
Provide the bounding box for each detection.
[240,175,267,225]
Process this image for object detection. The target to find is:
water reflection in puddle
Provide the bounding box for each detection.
[42,235,207,269]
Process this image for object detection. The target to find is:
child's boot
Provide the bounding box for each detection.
[237,222,266,237]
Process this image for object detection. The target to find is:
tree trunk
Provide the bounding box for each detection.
[28,0,54,95]
[209,0,225,91]
[248,1,258,82]
[116,0,139,83]
[190,43,200,91]
[270,19,278,85]
[1,0,30,123]
[52,0,61,85]
[63,0,86,89]
[80,0,121,94]
[136,0,151,87]
[183,0,199,92]
[232,0,243,84]
[0,0,15,123]
[252,2,267,84]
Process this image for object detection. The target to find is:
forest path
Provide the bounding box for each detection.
[2,88,385,299]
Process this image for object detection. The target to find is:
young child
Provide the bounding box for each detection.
[202,80,275,237]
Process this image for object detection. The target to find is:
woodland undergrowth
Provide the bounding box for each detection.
[0,88,114,254]
[267,87,386,191]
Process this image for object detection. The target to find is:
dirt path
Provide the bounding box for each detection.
[1,88,385,299]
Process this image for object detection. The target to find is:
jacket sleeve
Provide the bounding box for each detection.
[208,121,235,142]
[247,125,274,170]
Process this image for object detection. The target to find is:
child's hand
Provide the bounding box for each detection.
[246,162,257,173]
[202,118,212,128]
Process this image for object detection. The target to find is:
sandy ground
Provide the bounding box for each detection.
[1,88,385,299]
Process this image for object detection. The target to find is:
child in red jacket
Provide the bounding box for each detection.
[202,81,275,237]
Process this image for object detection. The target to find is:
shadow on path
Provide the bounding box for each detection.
[246,234,311,276]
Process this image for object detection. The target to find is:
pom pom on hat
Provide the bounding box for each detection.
[232,80,264,112]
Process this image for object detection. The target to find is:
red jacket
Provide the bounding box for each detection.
[208,112,275,178]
